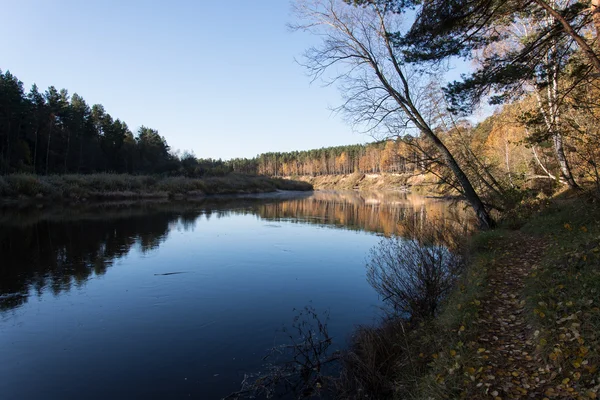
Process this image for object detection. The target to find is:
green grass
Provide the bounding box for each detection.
[0,173,313,202]
[519,196,600,398]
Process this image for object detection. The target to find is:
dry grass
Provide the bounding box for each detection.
[293,173,412,191]
[0,173,312,202]
[346,195,600,400]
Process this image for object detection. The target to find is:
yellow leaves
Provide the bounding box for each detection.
[473,299,481,306]
[549,351,559,361]
[511,371,519,377]
[562,377,570,385]
[564,223,573,231]
[450,350,457,357]
[516,387,528,395]
[477,347,486,353]
[466,367,475,375]
[539,338,548,346]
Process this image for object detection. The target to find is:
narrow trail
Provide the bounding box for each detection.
[468,232,551,399]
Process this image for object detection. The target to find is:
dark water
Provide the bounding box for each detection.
[0,191,468,399]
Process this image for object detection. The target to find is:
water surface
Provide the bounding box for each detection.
[0,191,467,399]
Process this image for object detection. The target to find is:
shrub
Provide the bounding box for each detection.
[337,319,416,398]
[366,224,464,320]
[4,174,55,196]
[0,176,10,196]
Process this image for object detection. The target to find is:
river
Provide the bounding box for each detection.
[0,190,470,399]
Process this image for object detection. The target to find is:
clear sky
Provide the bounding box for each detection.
[0,1,475,160]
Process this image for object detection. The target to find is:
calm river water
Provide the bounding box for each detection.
[0,191,468,399]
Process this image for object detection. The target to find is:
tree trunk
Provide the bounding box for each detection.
[553,132,578,188]
[531,144,559,181]
[536,49,579,189]
[505,140,514,188]
[64,129,70,173]
[593,0,600,39]
[5,114,11,173]
[423,128,496,229]
[33,126,39,174]
[78,136,84,173]
[45,123,53,175]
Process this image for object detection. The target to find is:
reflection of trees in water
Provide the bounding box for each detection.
[0,214,175,312]
[251,191,473,237]
[0,192,471,312]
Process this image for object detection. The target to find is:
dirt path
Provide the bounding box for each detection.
[468,233,551,399]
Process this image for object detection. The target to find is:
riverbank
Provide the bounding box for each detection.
[291,172,439,193]
[344,192,600,399]
[0,173,313,204]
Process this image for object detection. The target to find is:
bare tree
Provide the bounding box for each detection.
[291,0,496,229]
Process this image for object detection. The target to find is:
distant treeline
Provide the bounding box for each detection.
[4,67,599,196]
[235,141,424,177]
[0,69,425,179]
[0,70,236,177]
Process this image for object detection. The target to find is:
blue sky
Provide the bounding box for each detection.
[0,1,474,159]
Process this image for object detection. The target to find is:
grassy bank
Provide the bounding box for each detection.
[0,173,313,203]
[343,192,600,399]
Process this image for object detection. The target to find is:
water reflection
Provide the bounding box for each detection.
[0,213,171,312]
[254,191,471,236]
[0,191,472,313]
